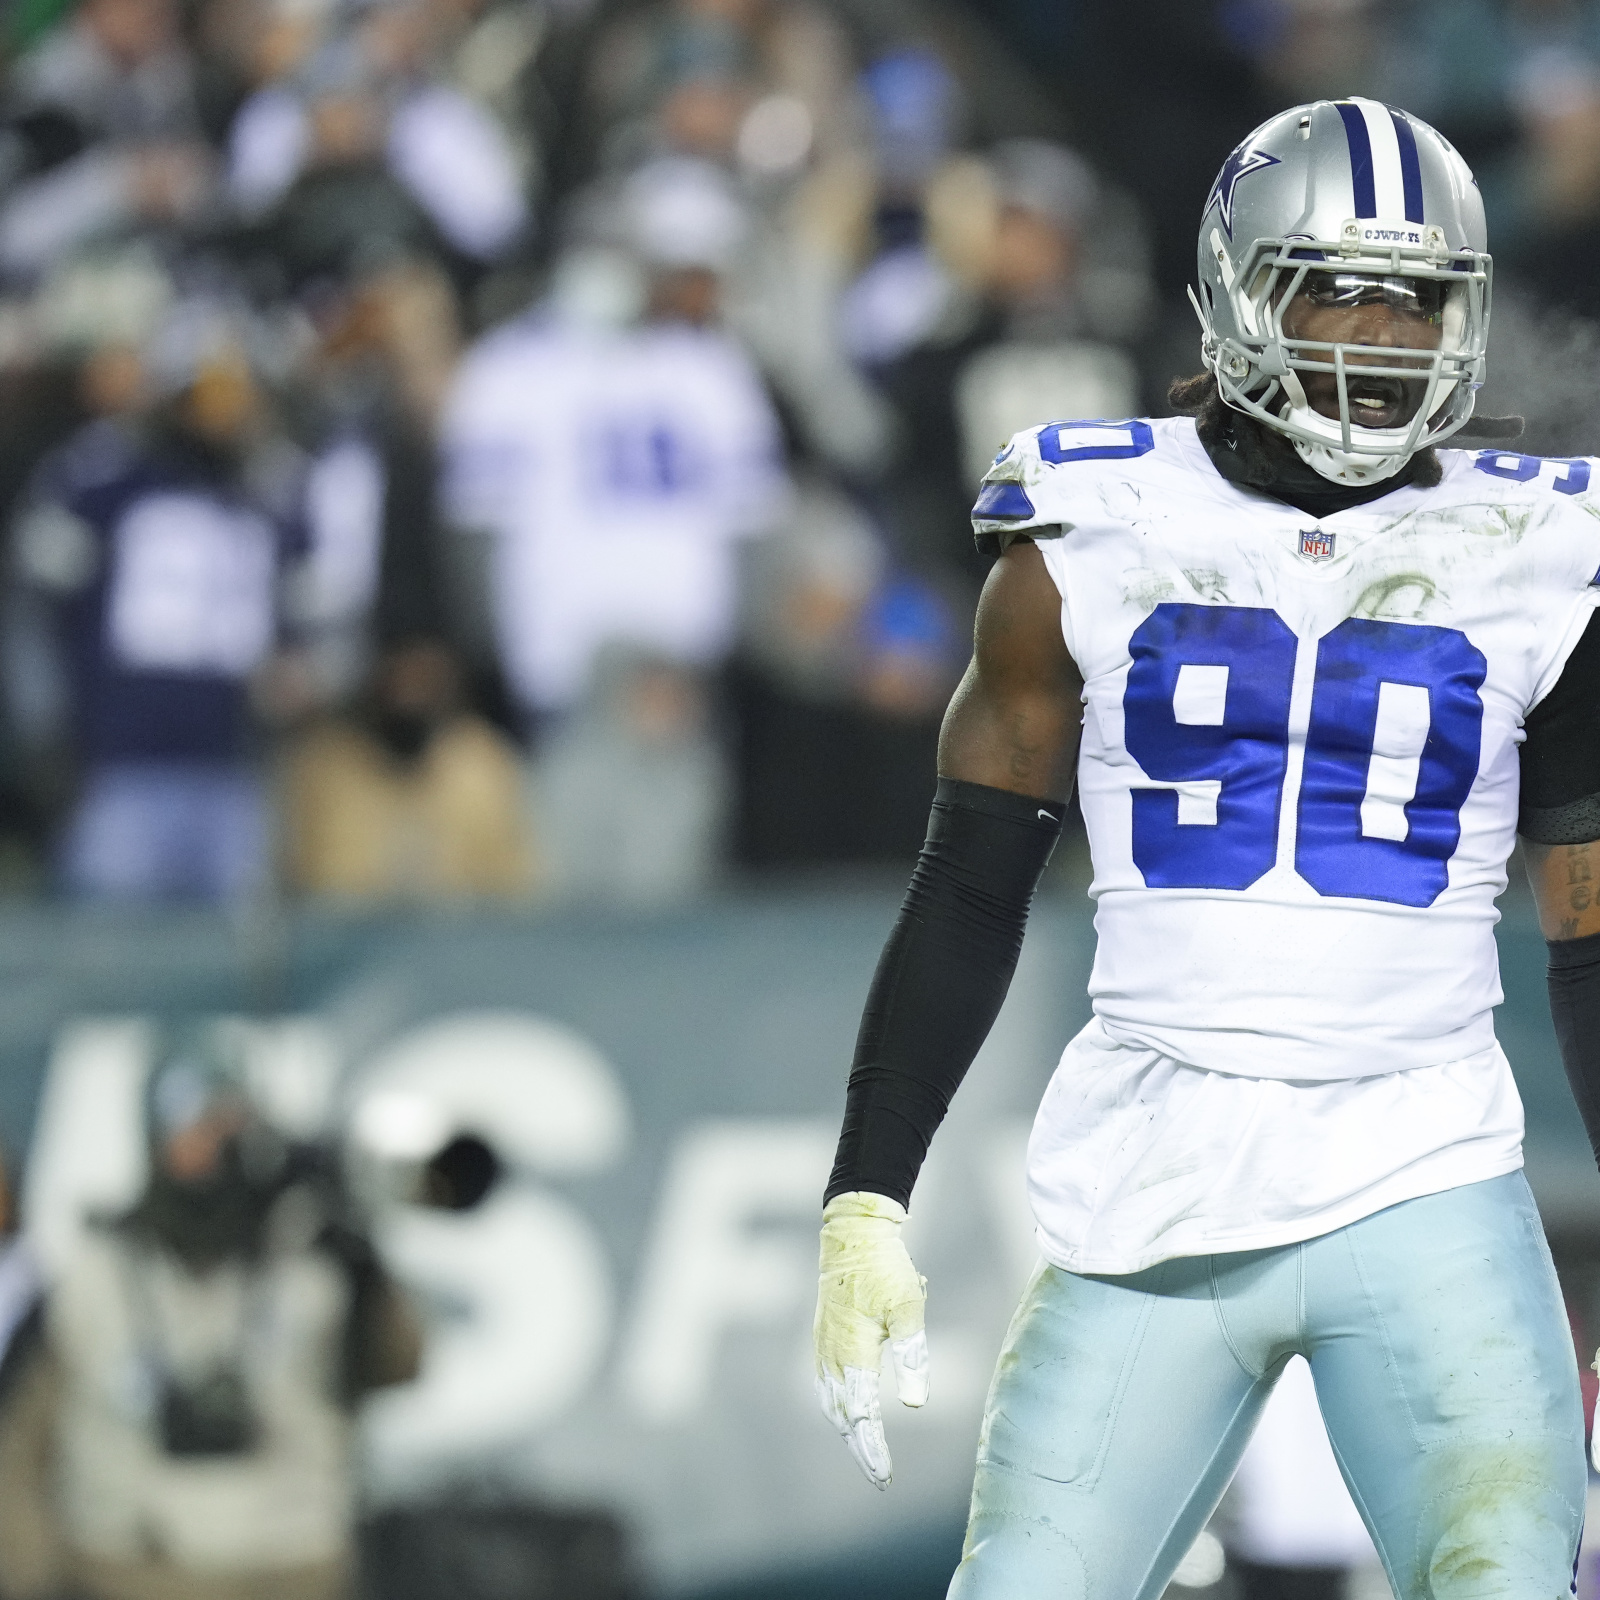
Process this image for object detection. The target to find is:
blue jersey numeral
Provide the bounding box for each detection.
[1122,604,1486,906]
[597,419,701,495]
[1296,620,1486,906]
[1124,605,1296,889]
[1037,419,1155,465]
[1473,450,1591,496]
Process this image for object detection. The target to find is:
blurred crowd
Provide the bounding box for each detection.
[2,9,1600,1599]
[0,0,1591,906]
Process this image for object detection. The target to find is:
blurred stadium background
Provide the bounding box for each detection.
[0,1,1595,1597]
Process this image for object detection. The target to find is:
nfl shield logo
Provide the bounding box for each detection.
[1299,527,1336,562]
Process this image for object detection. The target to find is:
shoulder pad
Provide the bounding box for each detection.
[971,418,1156,557]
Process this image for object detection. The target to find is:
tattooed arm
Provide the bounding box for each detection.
[1526,842,1600,1174]
[1530,839,1600,1179]
[1525,841,1600,942]
[1516,611,1600,1166]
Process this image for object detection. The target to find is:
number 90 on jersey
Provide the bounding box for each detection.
[1122,603,1487,908]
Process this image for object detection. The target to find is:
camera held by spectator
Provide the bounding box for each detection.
[0,1023,421,1600]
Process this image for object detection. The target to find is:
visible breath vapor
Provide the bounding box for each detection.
[1473,290,1600,458]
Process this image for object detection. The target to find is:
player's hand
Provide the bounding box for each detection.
[813,1190,929,1490]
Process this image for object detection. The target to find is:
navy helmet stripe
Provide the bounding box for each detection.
[1389,108,1425,223]
[1335,101,1376,216]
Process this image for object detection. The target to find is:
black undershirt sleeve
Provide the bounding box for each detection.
[824,777,1063,1208]
[1527,609,1600,1171]
[1520,609,1600,843]
[1548,932,1600,1172]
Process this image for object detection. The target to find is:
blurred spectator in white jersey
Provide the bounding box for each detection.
[0,0,215,281]
[7,297,307,902]
[440,155,786,731]
[575,0,897,483]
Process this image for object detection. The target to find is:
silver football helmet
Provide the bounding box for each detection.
[1193,97,1492,485]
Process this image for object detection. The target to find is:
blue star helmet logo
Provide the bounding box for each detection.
[1205,141,1282,239]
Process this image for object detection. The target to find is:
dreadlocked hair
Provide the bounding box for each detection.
[1167,373,1528,488]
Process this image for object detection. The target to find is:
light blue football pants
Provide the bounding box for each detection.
[948,1173,1586,1599]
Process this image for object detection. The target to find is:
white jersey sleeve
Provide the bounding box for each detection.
[973,418,1157,557]
[1485,449,1600,707]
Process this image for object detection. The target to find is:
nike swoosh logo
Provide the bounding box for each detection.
[1038,809,1058,823]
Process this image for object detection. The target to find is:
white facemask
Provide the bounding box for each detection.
[1282,400,1412,486]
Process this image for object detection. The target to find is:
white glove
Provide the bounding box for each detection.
[813,1190,929,1489]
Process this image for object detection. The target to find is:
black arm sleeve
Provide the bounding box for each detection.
[1548,930,1600,1170]
[824,778,1063,1208]
[1520,609,1600,844]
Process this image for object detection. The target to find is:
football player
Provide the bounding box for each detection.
[813,97,1600,1598]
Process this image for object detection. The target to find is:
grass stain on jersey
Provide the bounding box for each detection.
[1180,568,1231,603]
[1482,504,1535,544]
[1352,572,1439,622]
[1123,569,1179,611]
[1376,502,1533,551]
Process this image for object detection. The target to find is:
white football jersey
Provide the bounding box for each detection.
[976,415,1600,1083]
[441,317,786,714]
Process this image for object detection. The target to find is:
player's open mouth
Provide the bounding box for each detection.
[1341,376,1412,429]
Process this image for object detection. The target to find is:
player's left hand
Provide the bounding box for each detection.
[814,1190,929,1490]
